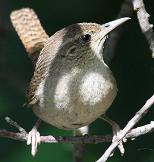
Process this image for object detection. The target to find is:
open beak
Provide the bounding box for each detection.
[101,17,131,37]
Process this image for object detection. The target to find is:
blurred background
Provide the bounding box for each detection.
[0,0,154,162]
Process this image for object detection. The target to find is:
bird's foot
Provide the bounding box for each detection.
[100,115,126,156]
[27,120,41,156]
[111,123,125,156]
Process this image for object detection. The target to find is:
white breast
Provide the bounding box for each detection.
[79,72,114,106]
[33,62,117,130]
[53,67,79,110]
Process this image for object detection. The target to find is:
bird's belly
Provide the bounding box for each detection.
[33,99,113,130]
[33,71,117,130]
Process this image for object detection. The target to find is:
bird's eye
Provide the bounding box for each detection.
[81,34,91,42]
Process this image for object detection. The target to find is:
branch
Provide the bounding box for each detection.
[96,94,154,162]
[0,122,154,144]
[0,116,154,144]
[133,0,154,58]
[103,0,154,65]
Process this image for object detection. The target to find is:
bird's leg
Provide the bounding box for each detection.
[100,115,125,156]
[27,119,41,156]
[74,125,89,136]
[73,126,89,162]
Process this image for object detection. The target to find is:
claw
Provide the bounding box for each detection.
[112,129,125,156]
[26,120,41,156]
[27,128,40,156]
[100,115,126,156]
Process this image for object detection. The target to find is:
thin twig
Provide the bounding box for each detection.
[0,120,154,144]
[133,0,154,58]
[126,121,154,138]
[96,94,154,162]
[5,116,27,133]
[104,0,154,65]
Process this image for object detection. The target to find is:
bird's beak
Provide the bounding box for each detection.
[101,17,131,37]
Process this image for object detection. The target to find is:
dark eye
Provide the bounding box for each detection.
[81,34,91,42]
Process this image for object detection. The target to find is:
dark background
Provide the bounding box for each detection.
[0,0,154,162]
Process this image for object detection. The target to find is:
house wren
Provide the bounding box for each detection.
[10,8,130,156]
[26,18,130,130]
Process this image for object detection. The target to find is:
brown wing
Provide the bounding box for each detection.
[26,49,51,107]
[26,34,60,107]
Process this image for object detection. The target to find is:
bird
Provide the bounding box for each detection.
[10,8,130,156]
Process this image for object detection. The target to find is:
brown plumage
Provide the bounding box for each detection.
[27,23,101,107]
